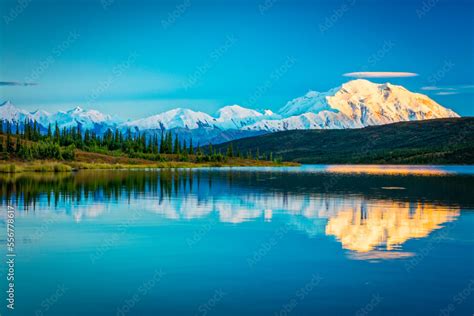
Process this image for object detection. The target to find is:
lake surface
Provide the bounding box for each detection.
[1,165,473,315]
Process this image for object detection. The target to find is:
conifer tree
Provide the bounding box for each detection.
[226,143,234,157]
[47,124,52,139]
[167,131,173,153]
[54,123,60,143]
[173,135,180,154]
[15,137,21,153]
[189,138,194,155]
[182,139,187,154]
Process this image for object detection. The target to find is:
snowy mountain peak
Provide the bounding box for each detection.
[0,100,31,122]
[279,88,336,117]
[125,107,214,130]
[217,105,263,120]
[68,106,84,113]
[252,79,459,132]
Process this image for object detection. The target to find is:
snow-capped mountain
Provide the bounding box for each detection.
[123,104,277,132]
[48,106,118,130]
[0,101,33,123]
[0,102,120,133]
[125,108,215,130]
[214,105,279,129]
[245,79,459,131]
[0,79,460,143]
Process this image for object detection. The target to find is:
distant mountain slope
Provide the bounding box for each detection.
[214,118,474,164]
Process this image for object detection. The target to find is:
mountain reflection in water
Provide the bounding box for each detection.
[1,167,472,260]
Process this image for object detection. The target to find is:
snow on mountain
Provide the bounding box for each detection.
[124,108,215,130]
[326,79,459,125]
[39,106,118,130]
[214,105,277,129]
[0,101,119,131]
[29,109,53,128]
[123,105,277,131]
[246,79,459,132]
[279,88,339,117]
[244,111,352,131]
[0,101,32,122]
[67,106,113,123]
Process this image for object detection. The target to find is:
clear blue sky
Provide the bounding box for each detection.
[1,0,473,118]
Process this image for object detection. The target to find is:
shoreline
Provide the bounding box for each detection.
[0,160,299,173]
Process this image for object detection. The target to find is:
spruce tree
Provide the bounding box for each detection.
[32,121,37,140]
[84,130,91,146]
[189,138,194,155]
[54,123,60,143]
[173,135,180,154]
[47,124,52,139]
[159,130,165,153]
[182,139,187,154]
[167,131,173,153]
[6,122,13,153]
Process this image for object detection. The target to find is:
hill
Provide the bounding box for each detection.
[213,118,474,164]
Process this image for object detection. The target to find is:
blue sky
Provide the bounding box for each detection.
[1,0,473,118]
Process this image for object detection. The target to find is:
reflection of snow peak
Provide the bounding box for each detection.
[325,201,459,254]
[118,193,459,257]
[26,188,460,260]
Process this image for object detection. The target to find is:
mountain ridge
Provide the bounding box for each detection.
[0,79,460,144]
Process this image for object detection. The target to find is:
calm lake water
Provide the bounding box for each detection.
[1,165,473,315]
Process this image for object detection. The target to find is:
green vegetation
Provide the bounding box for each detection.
[214,118,474,164]
[0,119,295,172]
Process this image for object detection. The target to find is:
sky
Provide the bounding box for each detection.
[0,0,473,119]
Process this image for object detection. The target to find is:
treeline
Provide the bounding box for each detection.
[0,119,276,162]
[0,120,75,160]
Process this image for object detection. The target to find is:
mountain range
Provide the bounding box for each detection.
[0,79,460,144]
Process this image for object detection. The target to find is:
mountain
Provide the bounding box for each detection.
[0,101,33,122]
[48,106,119,130]
[124,105,277,131]
[124,108,215,130]
[245,79,459,131]
[214,105,279,129]
[214,118,474,164]
[0,101,121,133]
[0,79,461,144]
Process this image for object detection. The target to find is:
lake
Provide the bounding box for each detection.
[1,165,473,315]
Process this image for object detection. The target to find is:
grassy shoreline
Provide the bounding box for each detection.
[0,159,299,173]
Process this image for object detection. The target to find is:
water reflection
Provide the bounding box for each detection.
[0,168,472,260]
[325,165,453,176]
[325,201,459,256]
